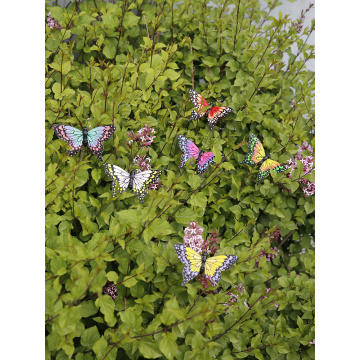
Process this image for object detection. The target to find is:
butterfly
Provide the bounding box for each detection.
[177,135,218,178]
[188,89,233,132]
[240,133,287,184]
[52,124,116,161]
[174,244,238,286]
[102,163,163,204]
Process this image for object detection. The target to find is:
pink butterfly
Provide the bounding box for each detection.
[178,135,216,178]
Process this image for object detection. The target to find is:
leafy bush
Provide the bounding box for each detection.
[45,0,315,359]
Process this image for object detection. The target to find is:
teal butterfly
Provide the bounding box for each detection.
[52,125,115,161]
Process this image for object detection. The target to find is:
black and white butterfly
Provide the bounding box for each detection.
[102,163,163,204]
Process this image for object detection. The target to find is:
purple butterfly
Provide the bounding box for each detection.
[177,135,216,178]
[52,124,115,161]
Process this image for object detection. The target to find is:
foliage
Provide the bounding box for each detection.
[45,0,315,359]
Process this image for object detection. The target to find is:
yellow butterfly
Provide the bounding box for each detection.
[174,244,238,286]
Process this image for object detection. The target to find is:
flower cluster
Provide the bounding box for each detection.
[133,154,151,171]
[183,222,204,253]
[256,227,281,267]
[201,228,220,255]
[130,126,162,190]
[102,281,118,301]
[46,12,63,30]
[285,141,315,197]
[223,284,248,313]
[127,124,156,149]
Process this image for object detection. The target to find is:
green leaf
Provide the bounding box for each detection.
[93,336,108,358]
[81,326,100,348]
[139,339,162,359]
[304,202,315,214]
[163,69,180,81]
[159,332,178,360]
[103,44,116,59]
[95,296,116,326]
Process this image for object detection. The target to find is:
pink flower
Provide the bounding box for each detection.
[127,124,156,149]
[184,222,204,254]
[133,154,152,171]
[309,339,315,345]
[46,12,63,30]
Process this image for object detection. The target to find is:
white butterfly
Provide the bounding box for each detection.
[102,163,163,204]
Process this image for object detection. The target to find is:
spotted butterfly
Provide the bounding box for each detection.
[174,244,238,286]
[188,89,233,132]
[102,163,163,204]
[52,124,115,161]
[177,135,218,178]
[240,133,286,184]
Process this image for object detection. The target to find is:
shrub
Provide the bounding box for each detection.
[45,0,315,359]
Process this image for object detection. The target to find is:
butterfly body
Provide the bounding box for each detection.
[177,135,215,178]
[82,127,88,146]
[103,163,163,204]
[52,124,115,160]
[199,252,208,274]
[240,134,286,184]
[128,171,136,190]
[174,244,238,286]
[189,89,233,132]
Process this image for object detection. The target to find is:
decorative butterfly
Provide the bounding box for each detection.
[52,124,115,161]
[102,163,163,204]
[188,89,233,132]
[174,244,238,286]
[177,135,218,178]
[240,133,286,184]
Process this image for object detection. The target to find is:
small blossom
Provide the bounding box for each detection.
[309,339,315,345]
[46,12,63,29]
[244,299,249,307]
[102,281,118,301]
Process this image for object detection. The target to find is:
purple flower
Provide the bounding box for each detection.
[102,281,118,301]
[46,12,63,30]
[201,228,220,254]
[309,339,315,345]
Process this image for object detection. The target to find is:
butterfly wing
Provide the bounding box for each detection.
[132,169,163,204]
[102,163,130,197]
[177,135,200,169]
[87,125,116,160]
[257,159,286,184]
[189,89,209,120]
[240,133,266,165]
[204,255,239,286]
[207,106,233,132]
[52,124,84,157]
[196,152,215,178]
[174,244,202,286]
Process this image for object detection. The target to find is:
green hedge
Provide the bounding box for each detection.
[45,0,315,359]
